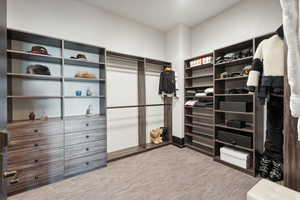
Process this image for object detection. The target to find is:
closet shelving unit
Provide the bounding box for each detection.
[105,51,173,162]
[213,39,264,176]
[184,53,215,156]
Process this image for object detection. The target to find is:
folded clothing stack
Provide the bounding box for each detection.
[185,100,198,107]
[185,99,213,108]
[186,90,196,97]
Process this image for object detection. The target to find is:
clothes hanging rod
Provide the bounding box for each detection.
[107,104,171,109]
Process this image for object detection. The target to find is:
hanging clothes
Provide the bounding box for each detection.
[280,0,300,136]
[159,69,176,96]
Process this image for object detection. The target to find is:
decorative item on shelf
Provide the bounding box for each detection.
[26,64,51,76]
[189,56,213,67]
[28,46,50,55]
[220,72,242,79]
[220,72,229,79]
[70,54,88,61]
[160,127,169,142]
[150,128,163,145]
[75,90,82,96]
[75,72,96,79]
[29,112,35,120]
[241,65,252,76]
[86,88,92,96]
[40,111,48,121]
[85,104,93,116]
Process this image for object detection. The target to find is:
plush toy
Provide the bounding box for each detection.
[150,128,163,144]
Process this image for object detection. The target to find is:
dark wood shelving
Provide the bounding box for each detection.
[64,58,105,68]
[185,63,213,70]
[185,84,214,89]
[214,56,253,67]
[64,77,105,82]
[6,73,62,81]
[214,110,253,115]
[215,140,254,152]
[186,131,213,139]
[185,73,213,79]
[185,96,213,99]
[185,122,214,128]
[7,49,62,63]
[214,156,254,176]
[185,143,213,156]
[215,123,254,133]
[215,75,248,81]
[215,94,253,97]
[185,114,213,120]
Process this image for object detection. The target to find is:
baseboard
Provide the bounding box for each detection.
[172,136,185,148]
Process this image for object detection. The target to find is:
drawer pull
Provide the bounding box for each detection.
[86,135,90,139]
[86,123,89,127]
[34,129,39,133]
[86,162,89,165]
[35,160,39,163]
[86,148,89,151]
[34,144,39,147]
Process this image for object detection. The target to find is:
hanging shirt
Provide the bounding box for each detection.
[159,70,176,96]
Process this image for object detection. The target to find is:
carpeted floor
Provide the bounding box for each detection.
[9,145,259,200]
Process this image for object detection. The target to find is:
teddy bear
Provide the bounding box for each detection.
[150,128,163,144]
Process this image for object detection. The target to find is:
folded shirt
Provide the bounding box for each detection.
[205,87,214,95]
[195,93,207,97]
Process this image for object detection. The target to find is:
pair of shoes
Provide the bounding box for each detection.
[258,155,283,182]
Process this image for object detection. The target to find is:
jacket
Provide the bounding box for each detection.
[281,0,300,135]
[159,70,176,96]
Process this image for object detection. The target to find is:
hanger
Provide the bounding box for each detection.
[164,65,172,71]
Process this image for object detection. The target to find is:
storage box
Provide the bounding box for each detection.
[217,130,252,148]
[219,101,252,112]
[220,147,250,169]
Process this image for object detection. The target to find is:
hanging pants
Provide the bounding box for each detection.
[264,95,284,162]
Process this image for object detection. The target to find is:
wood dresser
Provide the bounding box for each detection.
[7,115,107,195]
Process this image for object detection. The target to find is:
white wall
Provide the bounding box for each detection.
[191,0,282,56]
[7,0,167,153]
[166,24,192,138]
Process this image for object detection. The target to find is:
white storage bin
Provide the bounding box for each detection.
[220,147,250,169]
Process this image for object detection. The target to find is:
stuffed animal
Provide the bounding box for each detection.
[150,128,163,144]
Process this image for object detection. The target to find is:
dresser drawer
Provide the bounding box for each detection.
[8,148,64,170]
[65,128,106,146]
[64,116,106,133]
[8,135,64,152]
[65,153,106,176]
[65,140,106,160]
[8,120,63,140]
[8,161,64,195]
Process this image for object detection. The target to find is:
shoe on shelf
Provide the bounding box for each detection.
[259,155,272,178]
[269,160,283,182]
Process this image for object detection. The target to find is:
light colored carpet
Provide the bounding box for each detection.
[9,145,259,200]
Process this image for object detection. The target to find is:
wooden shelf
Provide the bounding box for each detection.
[64,58,105,68]
[214,56,253,67]
[185,122,214,128]
[215,76,248,81]
[185,73,213,79]
[185,63,213,70]
[185,84,213,89]
[214,110,253,115]
[215,123,254,133]
[215,94,253,97]
[7,96,62,99]
[186,131,214,139]
[185,143,213,156]
[215,140,253,152]
[7,73,62,81]
[7,49,62,64]
[64,77,105,82]
[64,96,105,99]
[185,106,213,111]
[185,114,212,120]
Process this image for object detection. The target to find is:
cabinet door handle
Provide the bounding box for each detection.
[34,144,39,147]
[86,148,89,151]
[34,129,39,133]
[86,135,90,139]
[86,123,89,127]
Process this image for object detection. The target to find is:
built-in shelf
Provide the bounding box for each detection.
[7,96,62,99]
[215,140,253,152]
[214,156,254,176]
[186,131,214,139]
[185,122,214,128]
[215,76,248,81]
[7,49,62,64]
[214,110,253,115]
[185,63,213,71]
[185,96,213,99]
[6,73,62,81]
[214,56,253,67]
[215,94,253,97]
[185,114,213,120]
[185,143,213,156]
[64,77,105,82]
[185,84,214,89]
[185,73,213,79]
[215,123,254,133]
[64,58,105,68]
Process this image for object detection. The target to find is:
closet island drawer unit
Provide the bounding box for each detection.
[64,115,107,176]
